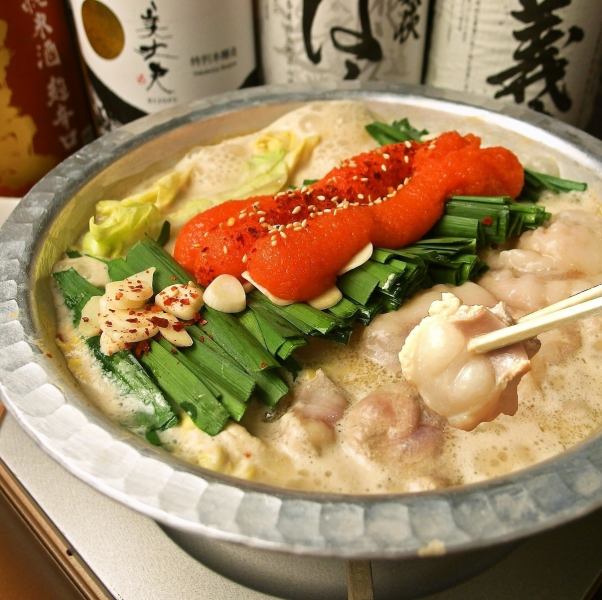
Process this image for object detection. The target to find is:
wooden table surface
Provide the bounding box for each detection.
[0,404,83,599]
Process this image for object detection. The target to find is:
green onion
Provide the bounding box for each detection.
[139,340,230,435]
[365,118,428,145]
[126,237,192,291]
[524,168,587,195]
[156,220,171,246]
[52,268,177,434]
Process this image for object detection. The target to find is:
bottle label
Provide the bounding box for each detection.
[259,0,428,84]
[426,0,602,126]
[70,0,256,127]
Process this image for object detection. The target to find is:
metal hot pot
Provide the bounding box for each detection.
[1,84,601,598]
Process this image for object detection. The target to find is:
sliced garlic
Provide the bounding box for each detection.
[204,274,247,313]
[79,296,102,338]
[338,243,373,274]
[156,281,204,320]
[241,271,293,307]
[153,311,193,347]
[104,268,155,310]
[103,308,159,339]
[308,286,342,310]
[104,315,159,344]
[99,331,128,356]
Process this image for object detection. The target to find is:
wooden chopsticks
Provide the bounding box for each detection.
[467,284,602,354]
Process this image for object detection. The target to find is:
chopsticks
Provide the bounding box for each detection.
[467,284,602,354]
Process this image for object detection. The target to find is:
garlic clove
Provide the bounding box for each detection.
[308,286,343,310]
[241,271,293,307]
[151,310,193,347]
[156,281,204,320]
[104,268,155,310]
[204,274,247,313]
[99,331,128,356]
[338,243,373,274]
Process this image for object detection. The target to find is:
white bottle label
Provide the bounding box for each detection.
[426,0,602,126]
[259,0,429,84]
[70,0,256,117]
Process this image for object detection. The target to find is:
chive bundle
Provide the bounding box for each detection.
[55,118,588,438]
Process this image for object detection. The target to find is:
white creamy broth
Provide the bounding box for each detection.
[53,101,602,494]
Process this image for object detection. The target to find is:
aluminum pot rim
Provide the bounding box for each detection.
[1,81,602,559]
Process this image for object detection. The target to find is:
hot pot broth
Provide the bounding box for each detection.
[52,101,602,493]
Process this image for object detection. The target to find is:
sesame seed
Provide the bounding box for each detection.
[227,217,235,226]
[317,195,326,201]
[259,217,265,223]
[404,141,412,148]
[286,223,293,229]
[383,152,390,159]
[308,205,316,210]
[381,164,387,172]
[301,219,308,227]
[361,177,369,182]
[374,198,382,204]
[323,208,331,214]
[293,226,303,231]
[280,231,287,239]
[332,196,339,202]
[257,210,266,216]
[223,245,228,254]
[242,254,248,263]
[253,201,260,209]
[404,155,409,164]
[271,240,277,247]
[404,177,411,185]
[357,193,365,200]
[352,175,358,181]
[301,186,307,193]
[292,205,302,215]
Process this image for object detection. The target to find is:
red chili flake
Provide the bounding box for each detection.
[180,298,190,305]
[126,318,139,323]
[45,352,53,358]
[171,286,178,291]
[163,297,177,306]
[56,333,65,343]
[105,321,113,327]
[150,304,162,312]
[150,316,169,328]
[243,451,252,458]
[115,291,123,300]
[190,293,199,299]
[259,361,268,369]
[172,322,184,332]
[481,216,494,226]
[134,339,151,357]
[199,318,208,325]
[128,329,138,334]
[82,316,90,322]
